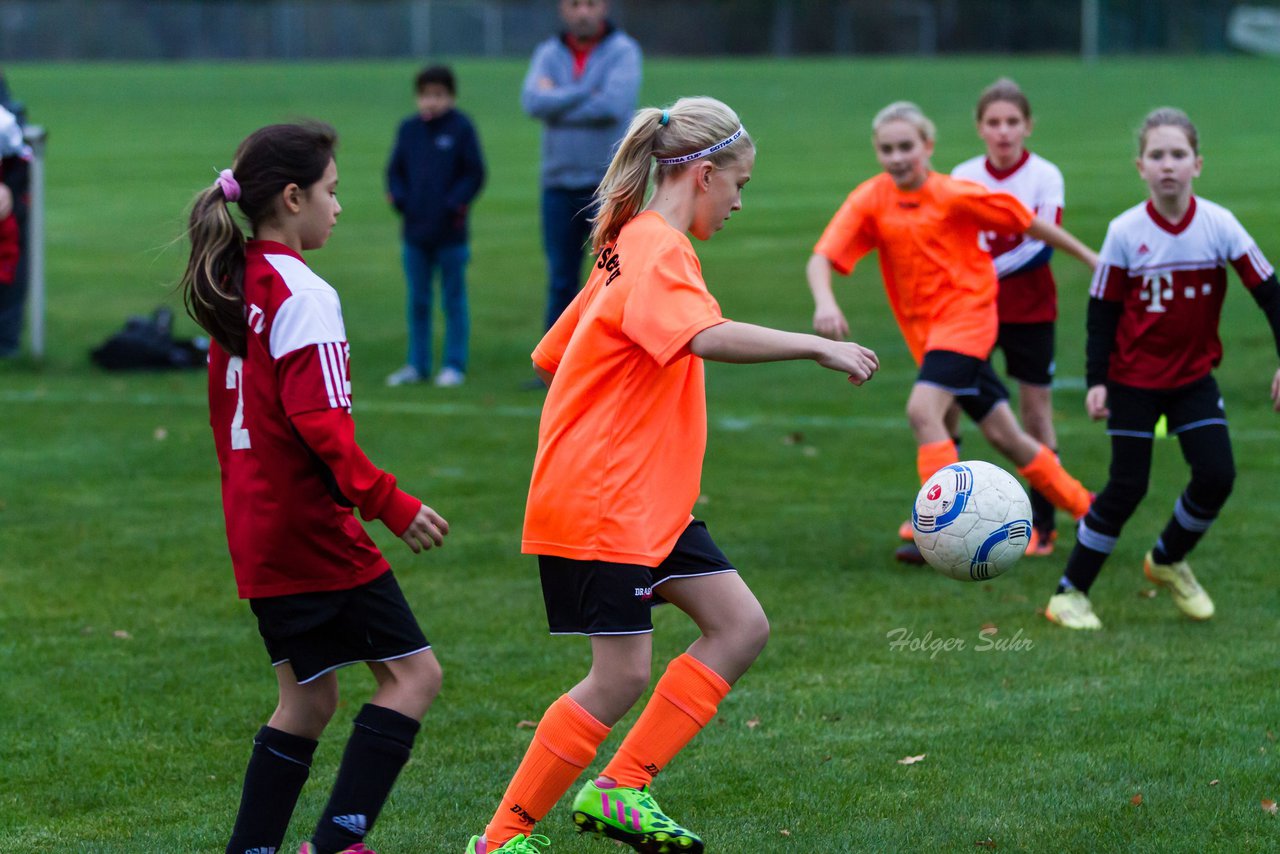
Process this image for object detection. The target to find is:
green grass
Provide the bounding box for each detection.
[1,57,1279,852]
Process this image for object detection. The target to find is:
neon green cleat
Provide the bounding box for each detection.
[1144,551,1214,620]
[464,833,551,853]
[571,780,703,853]
[1045,589,1102,630]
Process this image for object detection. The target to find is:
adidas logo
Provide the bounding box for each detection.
[243,848,276,854]
[333,813,368,835]
[1137,243,1150,255]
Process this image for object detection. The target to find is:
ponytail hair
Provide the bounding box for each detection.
[590,96,752,253]
[1138,107,1198,155]
[181,121,337,356]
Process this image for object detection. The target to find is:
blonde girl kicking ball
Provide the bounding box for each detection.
[806,101,1098,565]
[465,97,879,854]
[182,122,449,854]
[1044,108,1280,630]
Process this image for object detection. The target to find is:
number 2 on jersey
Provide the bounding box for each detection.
[226,356,252,450]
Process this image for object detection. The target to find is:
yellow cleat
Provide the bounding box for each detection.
[1143,551,1214,620]
[1045,590,1102,630]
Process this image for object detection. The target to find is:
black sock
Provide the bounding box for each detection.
[1030,486,1056,537]
[310,704,421,854]
[226,726,318,854]
[1058,542,1108,595]
[1153,493,1217,564]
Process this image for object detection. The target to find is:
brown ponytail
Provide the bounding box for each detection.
[180,121,337,356]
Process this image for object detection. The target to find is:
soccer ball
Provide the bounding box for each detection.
[912,460,1032,582]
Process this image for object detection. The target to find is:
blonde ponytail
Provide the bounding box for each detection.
[589,96,752,253]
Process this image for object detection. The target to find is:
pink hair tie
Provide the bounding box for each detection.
[215,168,241,202]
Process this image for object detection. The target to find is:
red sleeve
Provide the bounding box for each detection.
[290,407,422,536]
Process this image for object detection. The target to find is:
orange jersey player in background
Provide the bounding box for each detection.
[805,101,1099,564]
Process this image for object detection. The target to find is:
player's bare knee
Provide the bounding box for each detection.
[399,652,443,705]
[595,661,650,707]
[740,610,770,659]
[905,401,941,437]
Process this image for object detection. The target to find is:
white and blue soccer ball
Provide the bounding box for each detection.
[912,460,1032,582]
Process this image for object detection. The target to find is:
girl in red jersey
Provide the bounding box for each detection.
[181,122,449,854]
[1044,108,1280,630]
[805,101,1098,564]
[465,97,878,854]
[952,79,1069,557]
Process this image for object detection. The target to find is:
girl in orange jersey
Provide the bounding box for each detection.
[465,97,879,854]
[806,101,1098,564]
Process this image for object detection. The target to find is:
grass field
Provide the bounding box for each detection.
[1,57,1279,853]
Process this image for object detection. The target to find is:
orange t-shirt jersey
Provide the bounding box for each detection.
[523,211,729,567]
[814,172,1034,363]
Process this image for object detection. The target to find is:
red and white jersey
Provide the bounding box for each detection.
[209,240,390,599]
[1091,196,1274,389]
[952,150,1063,323]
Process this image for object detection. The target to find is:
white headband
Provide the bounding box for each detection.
[655,126,745,165]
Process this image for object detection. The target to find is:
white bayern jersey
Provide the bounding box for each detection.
[952,150,1064,278]
[1090,196,1274,388]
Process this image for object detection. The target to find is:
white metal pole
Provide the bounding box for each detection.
[1081,0,1100,63]
[24,125,46,361]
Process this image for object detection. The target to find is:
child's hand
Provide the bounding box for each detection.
[1085,384,1109,420]
[819,339,879,385]
[1271,367,1280,412]
[813,304,850,341]
[401,504,449,553]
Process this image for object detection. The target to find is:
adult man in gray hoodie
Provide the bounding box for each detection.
[522,0,642,331]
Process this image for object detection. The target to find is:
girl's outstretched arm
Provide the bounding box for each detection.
[1026,218,1098,270]
[806,253,851,340]
[690,320,878,385]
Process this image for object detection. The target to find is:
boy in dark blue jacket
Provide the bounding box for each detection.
[386,65,486,387]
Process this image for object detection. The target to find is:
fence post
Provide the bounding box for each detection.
[24,125,46,361]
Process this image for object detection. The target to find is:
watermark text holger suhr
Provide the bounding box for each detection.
[886,627,1035,659]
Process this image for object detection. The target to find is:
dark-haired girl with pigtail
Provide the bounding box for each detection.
[182,122,449,854]
[464,97,878,854]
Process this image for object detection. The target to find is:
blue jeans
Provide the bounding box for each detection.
[541,186,597,330]
[402,241,470,375]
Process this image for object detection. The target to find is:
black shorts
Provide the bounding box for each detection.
[1106,375,1227,439]
[917,349,1010,422]
[995,321,1055,387]
[249,570,430,684]
[537,520,737,636]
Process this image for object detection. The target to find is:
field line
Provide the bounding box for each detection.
[2,388,1276,440]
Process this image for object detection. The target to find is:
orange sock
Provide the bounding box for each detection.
[1017,444,1092,519]
[484,694,610,847]
[917,439,960,484]
[600,653,731,790]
